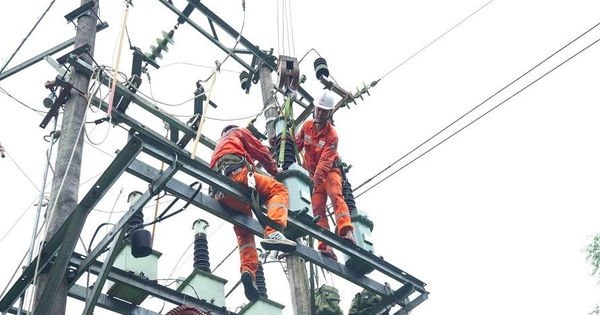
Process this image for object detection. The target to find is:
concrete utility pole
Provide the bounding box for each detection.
[259,64,311,314]
[33,1,99,313]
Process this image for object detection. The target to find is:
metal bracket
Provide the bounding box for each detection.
[364,284,414,315]
[56,44,90,65]
[149,153,180,195]
[64,0,96,23]
[44,56,67,76]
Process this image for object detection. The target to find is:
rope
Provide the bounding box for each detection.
[191,71,217,159]
[106,1,131,117]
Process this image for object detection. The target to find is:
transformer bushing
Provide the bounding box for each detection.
[106,191,162,305]
[275,163,314,240]
[256,249,267,298]
[272,116,297,171]
[127,191,152,258]
[193,219,210,272]
[344,207,376,275]
[177,219,228,308]
[342,179,357,216]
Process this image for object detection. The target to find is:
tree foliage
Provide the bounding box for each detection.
[584,234,600,280]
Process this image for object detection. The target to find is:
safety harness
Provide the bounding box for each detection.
[212,154,283,233]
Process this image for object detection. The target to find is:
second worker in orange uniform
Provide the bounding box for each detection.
[296,91,355,261]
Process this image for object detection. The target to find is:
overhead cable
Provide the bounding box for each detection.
[353,20,600,194]
[355,33,600,199]
[4,151,40,192]
[377,0,495,83]
[0,87,47,115]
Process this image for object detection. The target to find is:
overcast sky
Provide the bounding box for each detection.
[1,0,600,314]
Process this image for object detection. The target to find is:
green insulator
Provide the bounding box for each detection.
[150,45,163,60]
[162,30,175,44]
[156,37,169,52]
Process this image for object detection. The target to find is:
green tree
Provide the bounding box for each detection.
[584,233,600,315]
[584,234,600,281]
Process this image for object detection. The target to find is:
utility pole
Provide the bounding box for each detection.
[33,1,99,313]
[259,64,311,314]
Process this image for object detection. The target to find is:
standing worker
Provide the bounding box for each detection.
[295,91,355,261]
[210,125,297,302]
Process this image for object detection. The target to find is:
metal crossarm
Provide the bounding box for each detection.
[125,157,426,301]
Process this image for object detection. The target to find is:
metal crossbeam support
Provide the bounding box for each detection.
[69,285,161,315]
[81,226,128,314]
[125,157,404,297]
[69,253,235,315]
[32,138,143,315]
[0,22,108,82]
[86,86,428,296]
[124,129,427,293]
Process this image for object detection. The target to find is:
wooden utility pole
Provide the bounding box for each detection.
[258,64,311,314]
[33,1,99,313]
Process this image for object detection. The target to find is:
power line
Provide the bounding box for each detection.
[353,20,600,193]
[377,0,495,82]
[146,62,240,74]
[355,33,600,199]
[0,86,47,115]
[0,0,57,74]
[5,151,40,192]
[354,23,600,191]
[0,196,38,245]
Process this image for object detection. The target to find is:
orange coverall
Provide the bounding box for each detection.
[210,128,289,279]
[295,120,353,250]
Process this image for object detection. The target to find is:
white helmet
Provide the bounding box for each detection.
[314,91,335,110]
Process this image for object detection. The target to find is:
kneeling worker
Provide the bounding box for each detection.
[210,125,297,301]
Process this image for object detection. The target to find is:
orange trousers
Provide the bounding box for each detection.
[216,166,289,278]
[312,168,353,250]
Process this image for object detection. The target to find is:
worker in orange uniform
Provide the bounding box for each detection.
[210,125,297,302]
[295,91,355,261]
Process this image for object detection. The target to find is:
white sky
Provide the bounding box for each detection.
[1,0,600,314]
